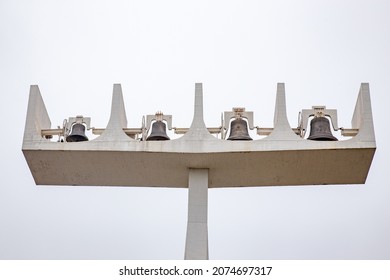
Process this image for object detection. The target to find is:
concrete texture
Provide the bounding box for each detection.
[22,83,376,188]
[184,169,209,260]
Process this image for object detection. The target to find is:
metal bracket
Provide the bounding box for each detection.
[41,115,91,141]
[146,112,172,131]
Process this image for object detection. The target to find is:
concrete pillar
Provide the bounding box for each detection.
[184,169,209,260]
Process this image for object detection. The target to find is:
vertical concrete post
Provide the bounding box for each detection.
[184,169,209,260]
[96,84,131,141]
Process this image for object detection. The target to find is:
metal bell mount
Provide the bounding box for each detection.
[65,115,90,142]
[145,111,172,141]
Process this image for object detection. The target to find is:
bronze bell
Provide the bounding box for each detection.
[146,121,170,141]
[227,118,252,140]
[66,123,88,142]
[308,116,337,141]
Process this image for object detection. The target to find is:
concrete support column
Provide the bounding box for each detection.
[184,169,209,260]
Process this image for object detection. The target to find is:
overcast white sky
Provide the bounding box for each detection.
[1,0,389,259]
